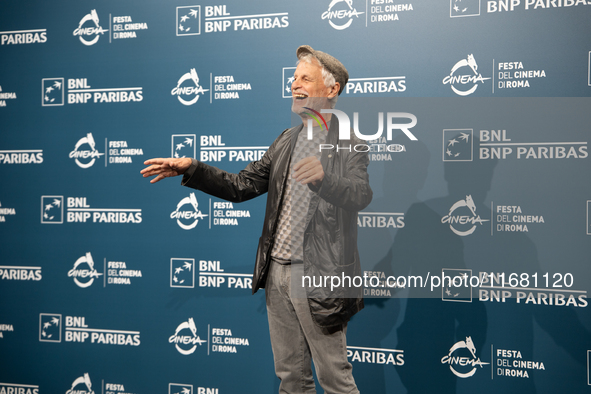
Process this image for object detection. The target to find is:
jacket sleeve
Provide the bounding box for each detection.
[311,147,373,212]
[181,134,279,203]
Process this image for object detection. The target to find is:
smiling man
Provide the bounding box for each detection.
[141,45,372,394]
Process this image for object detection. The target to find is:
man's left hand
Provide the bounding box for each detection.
[293,156,324,187]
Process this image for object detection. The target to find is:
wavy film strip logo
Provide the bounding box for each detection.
[303,107,328,132]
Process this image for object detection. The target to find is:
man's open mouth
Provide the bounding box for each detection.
[293,93,307,100]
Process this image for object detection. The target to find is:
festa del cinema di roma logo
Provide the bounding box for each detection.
[68,252,102,288]
[443,54,491,96]
[73,10,108,46]
[441,195,489,236]
[322,0,364,30]
[441,336,489,377]
[66,373,94,394]
[171,192,208,230]
[69,133,104,168]
[171,68,208,105]
[169,318,206,355]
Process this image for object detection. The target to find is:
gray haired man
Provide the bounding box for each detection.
[142,46,372,393]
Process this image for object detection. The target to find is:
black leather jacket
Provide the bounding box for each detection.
[181,117,372,327]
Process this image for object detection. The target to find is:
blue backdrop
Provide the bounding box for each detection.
[1,1,590,393]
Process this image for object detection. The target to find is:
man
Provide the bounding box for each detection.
[141,45,372,393]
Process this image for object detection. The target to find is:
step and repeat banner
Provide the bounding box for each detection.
[1,1,590,393]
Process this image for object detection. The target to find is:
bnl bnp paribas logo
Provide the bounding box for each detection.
[73,10,107,46]
[171,69,209,105]
[443,54,491,96]
[322,0,364,30]
[176,5,288,35]
[42,77,143,106]
[41,196,142,224]
[441,336,489,377]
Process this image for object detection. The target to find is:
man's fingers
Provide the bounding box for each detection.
[293,161,323,185]
[140,165,157,175]
[141,164,167,176]
[293,156,315,171]
[297,170,321,184]
[141,157,191,184]
[292,156,324,186]
[293,157,318,178]
[293,166,313,181]
[150,174,165,184]
[143,158,166,166]
[141,159,167,175]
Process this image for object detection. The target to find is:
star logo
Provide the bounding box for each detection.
[443,129,473,161]
[172,135,197,159]
[282,67,296,98]
[41,196,64,224]
[39,313,62,342]
[442,268,473,302]
[171,258,195,288]
[177,6,201,36]
[42,78,64,106]
[450,0,481,17]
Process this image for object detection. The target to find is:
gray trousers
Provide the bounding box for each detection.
[265,260,359,394]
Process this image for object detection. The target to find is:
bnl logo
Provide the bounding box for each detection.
[450,0,480,17]
[442,269,473,302]
[172,135,196,159]
[169,384,193,394]
[169,384,218,394]
[177,6,201,36]
[41,196,64,223]
[443,129,473,162]
[171,258,195,288]
[40,313,62,342]
[283,67,296,98]
[42,78,64,106]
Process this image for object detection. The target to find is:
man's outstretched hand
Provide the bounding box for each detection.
[141,158,193,183]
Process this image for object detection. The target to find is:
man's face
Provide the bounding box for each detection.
[291,59,338,116]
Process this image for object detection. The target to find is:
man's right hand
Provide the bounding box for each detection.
[140,158,193,183]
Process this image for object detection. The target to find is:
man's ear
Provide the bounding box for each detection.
[329,82,340,98]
